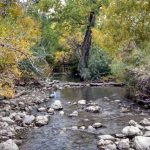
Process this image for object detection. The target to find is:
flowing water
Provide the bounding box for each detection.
[20,86,149,150]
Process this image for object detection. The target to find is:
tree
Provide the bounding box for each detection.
[0,0,41,98]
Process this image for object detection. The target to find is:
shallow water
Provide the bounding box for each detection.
[20,87,149,150]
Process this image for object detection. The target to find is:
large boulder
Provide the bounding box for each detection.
[51,100,63,110]
[122,126,143,137]
[35,115,49,126]
[0,139,19,150]
[133,136,150,150]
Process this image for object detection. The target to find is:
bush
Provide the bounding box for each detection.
[88,46,111,80]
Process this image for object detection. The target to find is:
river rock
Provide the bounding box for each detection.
[47,108,54,114]
[140,118,150,126]
[35,115,49,126]
[144,131,150,137]
[23,115,35,125]
[51,100,63,110]
[85,106,100,113]
[122,126,143,137]
[105,144,117,150]
[145,126,150,131]
[97,139,116,150]
[117,139,130,150]
[59,111,64,115]
[1,117,14,125]
[71,126,78,130]
[0,139,19,150]
[37,107,46,112]
[78,100,86,105]
[80,126,86,130]
[68,111,78,117]
[133,136,150,150]
[98,135,115,141]
[92,122,103,129]
[129,120,144,130]
[88,125,96,131]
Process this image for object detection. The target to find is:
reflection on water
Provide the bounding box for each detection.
[20,87,149,150]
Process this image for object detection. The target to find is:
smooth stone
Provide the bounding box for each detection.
[92,122,103,129]
[80,126,86,130]
[115,134,126,138]
[145,126,150,131]
[51,100,63,110]
[85,106,100,113]
[122,126,143,137]
[144,131,150,137]
[105,144,117,150]
[47,108,54,114]
[68,111,78,117]
[23,115,35,125]
[37,107,46,112]
[98,135,115,141]
[118,139,130,150]
[129,120,144,130]
[0,139,19,150]
[35,115,49,126]
[140,118,150,126]
[71,126,78,130]
[59,111,64,115]
[114,100,121,103]
[88,125,96,131]
[78,100,86,105]
[133,136,150,150]
[1,117,14,125]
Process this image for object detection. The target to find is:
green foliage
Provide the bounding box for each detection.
[88,46,111,80]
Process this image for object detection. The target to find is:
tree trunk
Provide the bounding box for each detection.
[79,11,95,80]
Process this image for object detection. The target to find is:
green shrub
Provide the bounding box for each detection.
[88,46,111,80]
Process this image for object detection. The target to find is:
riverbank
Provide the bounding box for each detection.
[0,81,150,150]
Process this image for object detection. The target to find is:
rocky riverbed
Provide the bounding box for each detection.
[0,81,150,150]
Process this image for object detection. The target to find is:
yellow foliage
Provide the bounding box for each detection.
[0,2,41,98]
[55,51,71,63]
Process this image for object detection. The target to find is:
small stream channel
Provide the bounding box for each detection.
[20,86,149,150]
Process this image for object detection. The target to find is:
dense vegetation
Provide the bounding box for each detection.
[0,0,150,102]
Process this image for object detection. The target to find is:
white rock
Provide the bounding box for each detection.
[80,126,86,130]
[92,122,102,128]
[129,120,144,130]
[78,100,86,105]
[37,107,46,112]
[47,108,54,114]
[145,126,150,131]
[0,139,19,150]
[122,126,143,137]
[71,126,78,130]
[106,144,117,150]
[51,100,63,110]
[23,115,35,125]
[144,131,150,137]
[59,111,64,116]
[85,106,100,113]
[68,111,78,117]
[1,117,14,125]
[118,139,130,150]
[35,115,49,126]
[140,118,150,126]
[134,136,150,150]
[98,135,115,141]
[88,125,96,131]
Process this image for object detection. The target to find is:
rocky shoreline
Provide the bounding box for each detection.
[0,81,150,150]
